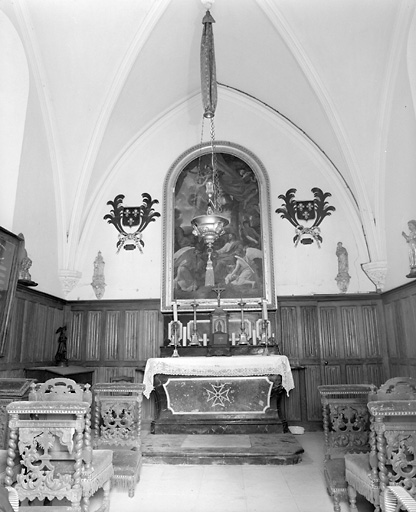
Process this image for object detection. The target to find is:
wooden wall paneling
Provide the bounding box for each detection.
[403,295,416,358]
[20,300,34,363]
[322,365,342,384]
[301,306,320,358]
[340,306,362,358]
[319,306,342,360]
[125,311,139,360]
[138,310,163,360]
[345,364,365,383]
[362,304,382,358]
[384,302,398,358]
[366,364,384,387]
[35,304,47,362]
[85,311,102,361]
[68,311,84,362]
[304,364,322,422]
[281,368,301,423]
[104,311,119,360]
[7,297,25,364]
[278,306,300,358]
[278,301,322,426]
[0,286,65,374]
[382,282,416,377]
[394,301,406,358]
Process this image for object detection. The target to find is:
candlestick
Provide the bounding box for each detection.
[171,321,180,357]
[183,327,187,346]
[173,301,178,322]
[252,329,256,345]
[203,333,207,346]
[231,333,236,345]
[262,299,268,321]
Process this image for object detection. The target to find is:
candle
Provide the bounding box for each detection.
[231,333,236,345]
[203,333,207,346]
[262,299,268,321]
[182,327,187,346]
[173,301,178,321]
[252,330,256,345]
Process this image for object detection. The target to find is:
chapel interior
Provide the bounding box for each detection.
[1,0,416,511]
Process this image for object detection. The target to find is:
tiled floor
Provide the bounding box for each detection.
[91,431,376,512]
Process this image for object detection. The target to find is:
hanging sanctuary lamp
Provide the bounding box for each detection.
[191,3,229,287]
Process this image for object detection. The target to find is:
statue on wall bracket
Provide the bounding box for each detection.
[275,188,335,247]
[402,219,416,278]
[104,193,160,253]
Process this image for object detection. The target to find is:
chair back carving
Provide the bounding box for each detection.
[93,383,144,449]
[93,382,144,498]
[318,384,377,460]
[29,378,92,404]
[372,377,416,401]
[28,377,93,468]
[368,399,416,503]
[5,400,89,510]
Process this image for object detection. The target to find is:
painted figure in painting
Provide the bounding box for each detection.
[173,152,263,300]
[225,246,263,288]
[402,220,416,278]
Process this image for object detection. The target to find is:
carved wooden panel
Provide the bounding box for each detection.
[304,365,322,421]
[319,307,341,359]
[301,306,319,358]
[278,306,300,357]
[8,290,65,366]
[69,311,83,361]
[362,305,381,357]
[323,365,342,384]
[402,295,416,358]
[125,311,139,360]
[382,281,416,377]
[384,302,398,357]
[85,311,101,360]
[341,306,361,358]
[345,364,365,383]
[281,369,301,422]
[104,311,119,360]
[366,363,384,386]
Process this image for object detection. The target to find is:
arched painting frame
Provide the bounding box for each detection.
[161,141,275,312]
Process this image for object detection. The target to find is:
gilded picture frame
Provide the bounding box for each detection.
[0,227,22,357]
[161,141,275,312]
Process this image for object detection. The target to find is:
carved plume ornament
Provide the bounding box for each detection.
[276,187,335,247]
[104,193,160,253]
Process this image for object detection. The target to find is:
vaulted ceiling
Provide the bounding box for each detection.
[2,0,416,297]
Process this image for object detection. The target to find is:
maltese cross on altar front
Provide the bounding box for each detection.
[205,383,232,408]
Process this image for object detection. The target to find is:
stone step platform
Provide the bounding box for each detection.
[142,433,304,465]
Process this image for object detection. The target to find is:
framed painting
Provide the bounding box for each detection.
[0,227,22,356]
[161,141,275,312]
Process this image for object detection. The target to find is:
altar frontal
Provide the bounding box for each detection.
[144,355,294,435]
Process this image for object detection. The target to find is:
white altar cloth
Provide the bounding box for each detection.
[143,355,294,399]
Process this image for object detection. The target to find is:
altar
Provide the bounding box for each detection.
[144,355,294,435]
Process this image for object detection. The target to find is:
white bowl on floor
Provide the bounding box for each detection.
[288,426,305,435]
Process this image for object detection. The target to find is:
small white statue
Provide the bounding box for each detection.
[91,251,106,299]
[402,220,416,278]
[335,242,351,293]
[18,233,33,282]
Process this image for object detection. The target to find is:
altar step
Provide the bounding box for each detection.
[141,433,304,465]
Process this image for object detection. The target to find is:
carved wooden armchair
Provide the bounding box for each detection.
[345,377,416,511]
[318,383,377,512]
[93,382,144,498]
[5,377,114,511]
